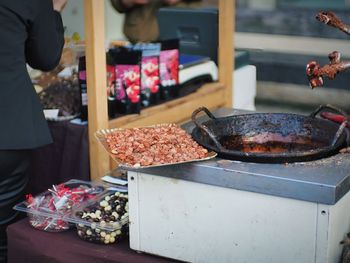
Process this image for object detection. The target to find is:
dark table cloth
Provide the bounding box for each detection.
[28,120,90,195]
[7,218,178,263]
[10,122,178,263]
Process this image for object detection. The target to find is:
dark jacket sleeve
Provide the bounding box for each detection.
[25,0,64,72]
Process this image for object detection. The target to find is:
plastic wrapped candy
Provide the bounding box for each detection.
[14,180,105,232]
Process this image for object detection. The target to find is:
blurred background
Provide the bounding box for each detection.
[235,0,350,114]
[61,0,350,115]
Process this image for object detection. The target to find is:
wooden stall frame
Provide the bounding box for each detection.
[84,0,235,180]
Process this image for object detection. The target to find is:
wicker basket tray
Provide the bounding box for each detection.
[95,124,217,169]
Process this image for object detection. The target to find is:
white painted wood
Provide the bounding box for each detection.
[235,32,350,57]
[233,65,256,111]
[128,172,319,263]
[256,81,350,109]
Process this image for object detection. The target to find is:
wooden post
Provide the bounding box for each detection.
[219,0,235,107]
[82,0,235,177]
[84,0,109,180]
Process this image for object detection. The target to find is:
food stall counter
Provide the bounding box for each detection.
[125,108,350,263]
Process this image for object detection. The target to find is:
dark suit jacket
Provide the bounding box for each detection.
[0,0,64,149]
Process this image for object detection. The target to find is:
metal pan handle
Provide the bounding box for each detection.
[191,107,225,151]
[309,104,349,146]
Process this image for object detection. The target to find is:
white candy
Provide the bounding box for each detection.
[86,230,92,236]
[113,222,121,229]
[100,200,108,207]
[105,196,111,201]
[100,231,106,237]
[112,212,118,217]
[110,237,116,243]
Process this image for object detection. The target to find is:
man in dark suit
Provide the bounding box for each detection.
[0,0,67,262]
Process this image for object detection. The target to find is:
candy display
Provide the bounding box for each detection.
[142,56,160,104]
[78,53,123,120]
[131,43,161,107]
[38,77,80,118]
[76,40,180,121]
[107,56,117,118]
[74,191,129,244]
[109,47,142,115]
[159,39,180,100]
[117,64,141,110]
[14,180,105,232]
[107,65,116,98]
[78,56,88,121]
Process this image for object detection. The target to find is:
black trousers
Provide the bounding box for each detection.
[0,150,30,263]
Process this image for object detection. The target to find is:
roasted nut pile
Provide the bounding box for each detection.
[75,192,129,244]
[105,124,209,167]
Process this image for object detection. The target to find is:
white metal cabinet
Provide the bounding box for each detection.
[128,171,350,263]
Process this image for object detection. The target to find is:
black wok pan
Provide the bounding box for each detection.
[191,105,349,163]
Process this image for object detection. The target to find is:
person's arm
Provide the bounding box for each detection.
[25,0,65,71]
[110,0,149,13]
[52,0,67,12]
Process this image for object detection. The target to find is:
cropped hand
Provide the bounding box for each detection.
[53,0,68,12]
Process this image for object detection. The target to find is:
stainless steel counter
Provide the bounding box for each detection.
[137,108,350,205]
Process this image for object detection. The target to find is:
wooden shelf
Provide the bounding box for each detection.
[84,0,235,180]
